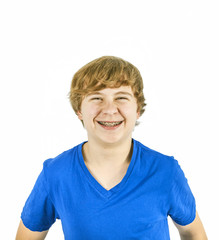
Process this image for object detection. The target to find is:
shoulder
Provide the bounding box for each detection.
[134,139,178,170]
[133,139,181,184]
[42,142,84,179]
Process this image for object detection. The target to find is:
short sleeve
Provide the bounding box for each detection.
[168,160,196,226]
[21,167,59,231]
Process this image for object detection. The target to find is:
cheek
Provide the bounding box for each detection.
[82,106,100,120]
[120,104,138,116]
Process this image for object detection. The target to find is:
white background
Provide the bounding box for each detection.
[0,0,218,239]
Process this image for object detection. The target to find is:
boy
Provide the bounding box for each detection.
[16,56,207,239]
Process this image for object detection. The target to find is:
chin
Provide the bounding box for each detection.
[100,137,121,145]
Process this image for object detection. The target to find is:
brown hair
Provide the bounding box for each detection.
[69,56,146,117]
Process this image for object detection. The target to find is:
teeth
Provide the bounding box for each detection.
[98,121,122,127]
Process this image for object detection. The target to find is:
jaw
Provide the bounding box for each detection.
[83,114,137,146]
[91,120,134,145]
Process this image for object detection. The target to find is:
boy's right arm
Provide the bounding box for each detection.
[16,220,49,240]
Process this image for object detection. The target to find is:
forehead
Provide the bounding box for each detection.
[86,86,134,96]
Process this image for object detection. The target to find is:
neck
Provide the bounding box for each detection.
[82,138,133,168]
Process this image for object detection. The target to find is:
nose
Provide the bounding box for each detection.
[101,100,118,115]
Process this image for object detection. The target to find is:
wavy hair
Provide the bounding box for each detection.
[69,56,146,118]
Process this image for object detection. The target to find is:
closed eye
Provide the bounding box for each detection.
[116,97,129,100]
[91,97,103,101]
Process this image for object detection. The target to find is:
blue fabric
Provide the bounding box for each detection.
[21,139,196,239]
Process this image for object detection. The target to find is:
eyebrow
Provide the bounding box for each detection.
[86,92,102,96]
[87,91,133,97]
[115,91,133,97]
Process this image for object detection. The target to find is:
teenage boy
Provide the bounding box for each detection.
[16,56,207,239]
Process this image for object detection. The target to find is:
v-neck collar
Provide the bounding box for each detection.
[78,139,137,199]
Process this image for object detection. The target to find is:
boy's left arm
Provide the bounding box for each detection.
[173,211,208,240]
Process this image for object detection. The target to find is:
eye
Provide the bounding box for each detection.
[91,97,103,101]
[116,97,129,101]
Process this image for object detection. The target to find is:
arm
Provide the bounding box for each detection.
[173,211,207,240]
[16,220,49,240]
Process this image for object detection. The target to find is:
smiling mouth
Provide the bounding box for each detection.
[97,121,123,127]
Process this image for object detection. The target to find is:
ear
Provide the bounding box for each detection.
[77,111,83,120]
[137,111,140,119]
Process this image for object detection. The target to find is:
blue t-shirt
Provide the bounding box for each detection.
[21,139,196,239]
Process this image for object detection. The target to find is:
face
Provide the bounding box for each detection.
[78,86,140,145]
